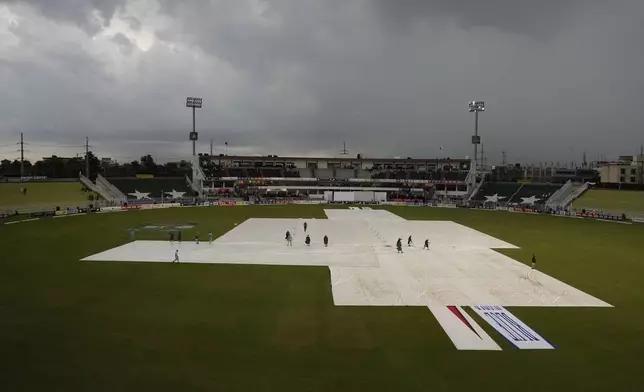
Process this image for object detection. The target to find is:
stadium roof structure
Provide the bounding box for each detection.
[203,154,470,163]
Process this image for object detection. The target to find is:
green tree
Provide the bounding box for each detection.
[84,151,101,179]
[140,154,157,175]
[130,160,141,174]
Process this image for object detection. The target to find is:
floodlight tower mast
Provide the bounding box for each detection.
[468,101,485,190]
[186,97,203,156]
[340,141,348,156]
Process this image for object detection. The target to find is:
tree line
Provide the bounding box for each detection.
[0,153,191,179]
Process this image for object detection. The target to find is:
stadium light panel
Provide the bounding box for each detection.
[468,101,485,112]
[186,97,203,108]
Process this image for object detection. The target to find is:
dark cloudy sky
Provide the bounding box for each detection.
[1,0,643,164]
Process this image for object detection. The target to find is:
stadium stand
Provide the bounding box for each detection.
[356,169,372,179]
[546,181,578,208]
[507,184,562,204]
[107,178,192,200]
[246,168,261,178]
[335,169,355,180]
[315,168,334,180]
[261,168,282,177]
[473,182,523,202]
[371,171,388,179]
[227,168,245,178]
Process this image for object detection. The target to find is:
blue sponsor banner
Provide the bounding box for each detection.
[471,305,555,350]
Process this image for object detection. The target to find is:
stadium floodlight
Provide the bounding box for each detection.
[186,97,203,156]
[468,101,485,190]
[468,101,485,113]
[186,97,203,109]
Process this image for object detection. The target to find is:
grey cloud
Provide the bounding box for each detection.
[3,0,127,34]
[111,32,133,54]
[372,0,592,39]
[121,14,141,30]
[153,0,644,162]
[2,0,644,164]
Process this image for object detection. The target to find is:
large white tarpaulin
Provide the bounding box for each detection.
[471,305,555,349]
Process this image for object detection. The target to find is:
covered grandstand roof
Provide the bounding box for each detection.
[201,154,470,163]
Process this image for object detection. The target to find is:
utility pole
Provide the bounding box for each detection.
[85,137,90,178]
[19,132,25,179]
[502,151,507,166]
[210,139,213,156]
[640,145,643,184]
[340,141,348,155]
[582,152,587,168]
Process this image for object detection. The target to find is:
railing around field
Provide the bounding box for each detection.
[79,174,111,201]
[468,178,484,201]
[561,182,590,208]
[96,174,127,203]
[186,174,203,196]
[507,183,524,204]
[545,180,572,209]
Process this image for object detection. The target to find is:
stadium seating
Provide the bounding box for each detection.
[198,163,466,183]
[473,183,523,202]
[261,168,282,177]
[246,168,261,178]
[473,182,562,204]
[408,171,426,180]
[227,168,245,178]
[507,184,563,204]
[335,169,355,180]
[371,171,389,179]
[315,168,334,180]
[107,178,191,200]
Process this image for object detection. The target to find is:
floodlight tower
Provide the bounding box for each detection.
[186,97,203,156]
[468,100,485,190]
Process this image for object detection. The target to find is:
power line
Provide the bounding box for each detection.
[27,143,86,148]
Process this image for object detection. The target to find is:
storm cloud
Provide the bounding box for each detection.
[1,0,643,164]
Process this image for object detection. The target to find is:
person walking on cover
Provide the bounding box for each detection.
[303,221,308,232]
[531,254,537,270]
[285,230,292,246]
[423,239,430,250]
[323,235,329,247]
[396,238,403,254]
[305,234,311,246]
[408,235,413,247]
[173,249,179,263]
[208,232,213,244]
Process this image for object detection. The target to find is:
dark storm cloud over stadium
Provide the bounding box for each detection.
[1,0,643,163]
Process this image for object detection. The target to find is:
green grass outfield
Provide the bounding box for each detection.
[0,182,89,211]
[574,189,644,217]
[1,205,643,392]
